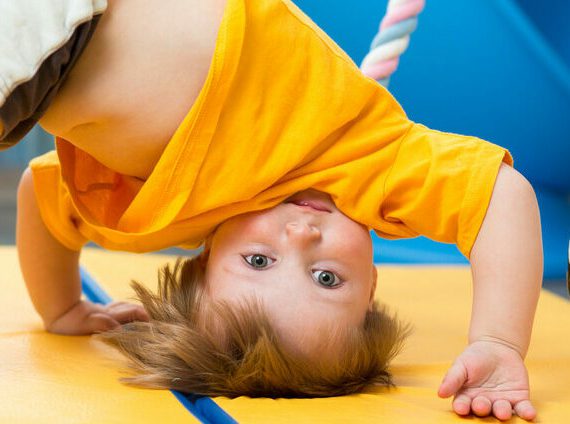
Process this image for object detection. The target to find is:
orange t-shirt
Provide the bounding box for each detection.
[30,0,512,257]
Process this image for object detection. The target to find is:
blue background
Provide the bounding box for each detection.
[294,0,570,279]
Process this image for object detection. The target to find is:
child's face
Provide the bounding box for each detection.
[205,190,377,356]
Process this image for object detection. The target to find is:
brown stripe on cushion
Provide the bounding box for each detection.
[0,14,102,150]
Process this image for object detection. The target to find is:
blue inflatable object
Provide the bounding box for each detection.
[295,0,570,279]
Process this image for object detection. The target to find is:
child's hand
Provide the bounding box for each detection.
[46,300,149,335]
[438,340,536,421]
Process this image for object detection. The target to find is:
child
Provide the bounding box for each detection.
[13,0,541,420]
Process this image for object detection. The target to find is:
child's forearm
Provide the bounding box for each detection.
[16,168,82,328]
[468,164,543,357]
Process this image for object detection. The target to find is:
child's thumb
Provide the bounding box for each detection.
[438,362,467,398]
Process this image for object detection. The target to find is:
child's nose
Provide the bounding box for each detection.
[285,221,321,244]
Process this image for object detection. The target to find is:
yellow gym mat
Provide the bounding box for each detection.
[0,247,195,424]
[1,246,569,423]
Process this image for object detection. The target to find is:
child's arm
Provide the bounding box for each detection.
[437,164,542,421]
[16,168,148,335]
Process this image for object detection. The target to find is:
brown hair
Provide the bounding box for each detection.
[99,256,410,398]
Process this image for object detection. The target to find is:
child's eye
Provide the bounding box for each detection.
[243,254,274,269]
[312,270,341,288]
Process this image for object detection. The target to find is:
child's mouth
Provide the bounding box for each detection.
[286,198,332,213]
[285,189,335,213]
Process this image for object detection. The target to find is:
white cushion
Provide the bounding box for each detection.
[0,0,107,106]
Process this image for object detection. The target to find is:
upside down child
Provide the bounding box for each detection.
[6,0,542,420]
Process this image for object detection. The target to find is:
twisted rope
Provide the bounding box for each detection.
[361,0,425,87]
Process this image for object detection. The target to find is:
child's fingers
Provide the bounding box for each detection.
[104,301,132,311]
[492,399,513,421]
[451,394,472,416]
[105,302,150,324]
[438,362,467,398]
[87,313,121,333]
[514,400,537,421]
[471,396,492,417]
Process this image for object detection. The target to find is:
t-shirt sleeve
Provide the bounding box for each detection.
[29,151,89,251]
[373,123,513,258]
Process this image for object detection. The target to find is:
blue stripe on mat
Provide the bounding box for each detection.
[80,268,113,304]
[172,392,238,424]
[80,266,238,424]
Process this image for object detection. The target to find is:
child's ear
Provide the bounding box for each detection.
[368,266,378,309]
[198,247,210,268]
[199,234,215,267]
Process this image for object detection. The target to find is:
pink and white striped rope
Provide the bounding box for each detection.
[361,0,425,86]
